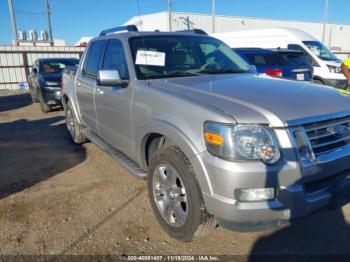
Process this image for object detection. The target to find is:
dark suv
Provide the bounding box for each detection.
[234,48,313,81]
[28,58,79,112]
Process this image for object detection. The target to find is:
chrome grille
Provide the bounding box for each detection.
[303,116,350,156]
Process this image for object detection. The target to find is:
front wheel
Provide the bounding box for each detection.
[148,146,216,241]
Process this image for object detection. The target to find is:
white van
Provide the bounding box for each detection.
[212,28,347,89]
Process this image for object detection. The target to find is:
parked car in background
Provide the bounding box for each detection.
[213,28,347,88]
[234,48,313,81]
[28,58,79,112]
[272,48,314,77]
[63,25,350,242]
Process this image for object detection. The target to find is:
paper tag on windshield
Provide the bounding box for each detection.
[135,50,166,66]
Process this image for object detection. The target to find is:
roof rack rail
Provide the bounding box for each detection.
[99,25,138,36]
[177,29,208,35]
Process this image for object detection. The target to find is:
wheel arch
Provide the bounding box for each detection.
[137,120,211,194]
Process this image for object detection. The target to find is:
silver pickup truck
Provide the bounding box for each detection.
[62,25,350,241]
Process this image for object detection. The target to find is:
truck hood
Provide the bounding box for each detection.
[151,74,350,127]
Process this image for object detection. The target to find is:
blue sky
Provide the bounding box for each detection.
[0,0,349,45]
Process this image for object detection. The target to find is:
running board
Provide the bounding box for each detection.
[83,129,147,180]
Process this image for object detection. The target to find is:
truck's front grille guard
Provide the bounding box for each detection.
[292,115,350,163]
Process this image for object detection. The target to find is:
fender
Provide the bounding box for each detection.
[136,119,212,195]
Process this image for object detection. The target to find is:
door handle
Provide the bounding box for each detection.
[77,81,82,87]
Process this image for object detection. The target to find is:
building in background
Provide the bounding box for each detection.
[124,12,350,51]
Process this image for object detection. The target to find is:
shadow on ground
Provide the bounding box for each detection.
[0,116,86,200]
[0,93,32,112]
[249,208,350,258]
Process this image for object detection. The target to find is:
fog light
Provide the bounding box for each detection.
[236,188,275,202]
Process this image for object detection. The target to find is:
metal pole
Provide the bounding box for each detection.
[167,0,173,32]
[7,0,18,45]
[212,0,216,34]
[45,0,54,45]
[322,0,329,44]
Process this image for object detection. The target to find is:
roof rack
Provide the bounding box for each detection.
[99,25,138,36]
[177,29,208,35]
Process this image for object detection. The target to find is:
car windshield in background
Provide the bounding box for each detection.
[303,41,338,61]
[40,59,79,74]
[129,35,251,80]
[244,53,290,66]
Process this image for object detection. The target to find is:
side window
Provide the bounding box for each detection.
[102,40,129,80]
[84,41,106,77]
[288,44,304,52]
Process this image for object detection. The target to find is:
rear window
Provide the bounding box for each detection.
[244,53,289,66]
[40,59,79,73]
[280,53,310,66]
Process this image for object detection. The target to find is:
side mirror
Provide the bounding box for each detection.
[249,65,257,73]
[97,70,129,87]
[32,68,38,74]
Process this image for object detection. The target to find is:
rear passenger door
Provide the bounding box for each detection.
[94,39,133,155]
[76,40,106,133]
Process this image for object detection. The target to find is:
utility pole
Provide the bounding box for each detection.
[45,0,54,45]
[322,0,329,44]
[167,0,173,31]
[212,0,216,34]
[7,0,18,45]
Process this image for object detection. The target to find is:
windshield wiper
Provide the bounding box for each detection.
[196,68,248,74]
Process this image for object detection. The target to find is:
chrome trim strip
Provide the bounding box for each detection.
[285,110,350,127]
[312,134,350,149]
[305,118,350,132]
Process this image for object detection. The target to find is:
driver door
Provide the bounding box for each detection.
[94,39,133,156]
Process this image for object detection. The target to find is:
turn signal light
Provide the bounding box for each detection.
[204,132,224,145]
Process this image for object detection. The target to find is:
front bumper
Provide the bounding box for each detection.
[42,86,62,106]
[197,148,350,232]
[324,78,348,89]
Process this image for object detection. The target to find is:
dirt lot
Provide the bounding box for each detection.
[2,90,350,258]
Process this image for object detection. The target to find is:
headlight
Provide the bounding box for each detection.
[204,122,280,164]
[327,65,342,74]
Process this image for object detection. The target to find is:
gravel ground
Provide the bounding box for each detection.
[2,90,350,259]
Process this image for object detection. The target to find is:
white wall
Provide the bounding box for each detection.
[124,12,350,51]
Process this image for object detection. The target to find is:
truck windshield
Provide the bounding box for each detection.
[303,41,338,62]
[129,35,251,80]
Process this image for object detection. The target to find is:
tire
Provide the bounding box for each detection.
[313,79,324,85]
[65,100,87,144]
[39,89,51,113]
[148,146,216,241]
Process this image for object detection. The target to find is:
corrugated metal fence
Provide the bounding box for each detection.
[0,45,85,90]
